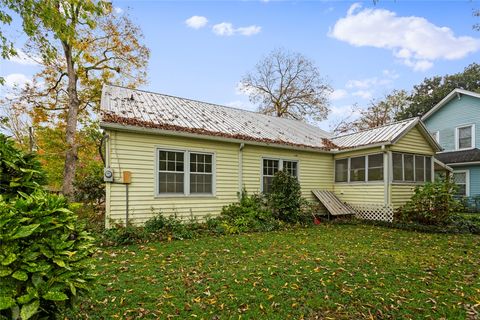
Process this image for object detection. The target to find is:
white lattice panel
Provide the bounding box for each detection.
[350,204,394,222]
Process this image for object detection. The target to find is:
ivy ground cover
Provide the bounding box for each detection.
[72,224,480,319]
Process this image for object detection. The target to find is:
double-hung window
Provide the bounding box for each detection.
[453,171,469,196]
[262,158,298,193]
[157,149,214,196]
[456,125,474,150]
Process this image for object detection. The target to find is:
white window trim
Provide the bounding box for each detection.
[455,124,475,151]
[155,147,216,197]
[260,157,299,193]
[453,170,470,197]
[432,131,440,144]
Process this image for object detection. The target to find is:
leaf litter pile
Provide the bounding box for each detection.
[71,224,480,319]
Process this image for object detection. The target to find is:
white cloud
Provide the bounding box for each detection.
[352,90,373,100]
[330,3,480,71]
[4,73,31,89]
[212,22,235,36]
[113,7,123,14]
[330,89,348,101]
[185,16,208,29]
[6,50,39,66]
[236,25,262,36]
[213,22,261,37]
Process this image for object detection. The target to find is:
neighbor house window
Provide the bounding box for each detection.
[453,171,469,196]
[157,149,214,196]
[158,150,185,194]
[392,153,432,183]
[334,153,383,183]
[335,158,348,182]
[190,153,213,194]
[456,125,474,150]
[262,158,298,193]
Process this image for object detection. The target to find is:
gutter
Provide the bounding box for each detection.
[100,122,334,154]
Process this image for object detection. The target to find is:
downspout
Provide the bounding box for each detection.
[238,143,245,198]
[382,145,391,207]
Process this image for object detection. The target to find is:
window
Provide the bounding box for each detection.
[404,154,414,181]
[158,150,184,194]
[415,155,425,182]
[190,153,213,194]
[334,154,383,183]
[262,158,298,193]
[425,157,432,182]
[392,152,432,183]
[456,125,474,150]
[350,156,365,182]
[283,161,298,177]
[157,149,214,196]
[393,153,403,181]
[453,171,469,196]
[262,159,279,194]
[368,154,384,181]
[335,158,348,182]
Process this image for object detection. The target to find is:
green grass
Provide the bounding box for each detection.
[72,224,480,319]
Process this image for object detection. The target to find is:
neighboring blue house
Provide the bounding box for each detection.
[422,88,480,199]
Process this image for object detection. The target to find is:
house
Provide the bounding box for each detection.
[422,88,480,199]
[100,85,441,226]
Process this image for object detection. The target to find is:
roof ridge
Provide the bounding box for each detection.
[332,117,418,139]
[103,84,332,136]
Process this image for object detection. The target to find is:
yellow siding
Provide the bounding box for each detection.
[334,184,385,205]
[241,145,334,202]
[106,130,335,225]
[334,147,383,159]
[106,130,240,225]
[390,126,435,155]
[390,184,416,208]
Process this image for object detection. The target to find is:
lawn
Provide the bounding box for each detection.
[72,224,480,319]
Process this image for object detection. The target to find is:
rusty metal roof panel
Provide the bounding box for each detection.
[101,85,333,149]
[331,118,418,149]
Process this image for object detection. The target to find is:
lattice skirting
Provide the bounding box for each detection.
[350,204,394,222]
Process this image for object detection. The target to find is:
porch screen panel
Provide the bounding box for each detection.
[425,157,432,181]
[415,155,425,182]
[368,154,383,181]
[335,159,348,182]
[392,153,403,181]
[404,154,414,181]
[350,156,365,182]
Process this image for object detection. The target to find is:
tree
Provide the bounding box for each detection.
[396,63,480,120]
[4,1,149,196]
[240,48,331,122]
[333,90,409,134]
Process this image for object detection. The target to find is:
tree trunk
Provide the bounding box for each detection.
[61,42,80,197]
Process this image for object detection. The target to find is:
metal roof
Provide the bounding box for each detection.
[331,118,419,149]
[101,85,333,150]
[100,85,440,152]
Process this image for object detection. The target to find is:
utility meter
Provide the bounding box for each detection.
[104,167,114,182]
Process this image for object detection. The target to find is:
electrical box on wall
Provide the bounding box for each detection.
[123,171,132,184]
[104,167,114,182]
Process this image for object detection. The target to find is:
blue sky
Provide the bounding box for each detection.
[2,1,480,131]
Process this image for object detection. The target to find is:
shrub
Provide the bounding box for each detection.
[267,171,307,223]
[0,133,46,200]
[218,191,281,234]
[395,179,462,225]
[0,190,96,319]
[101,225,148,246]
[144,213,196,240]
[73,164,105,207]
